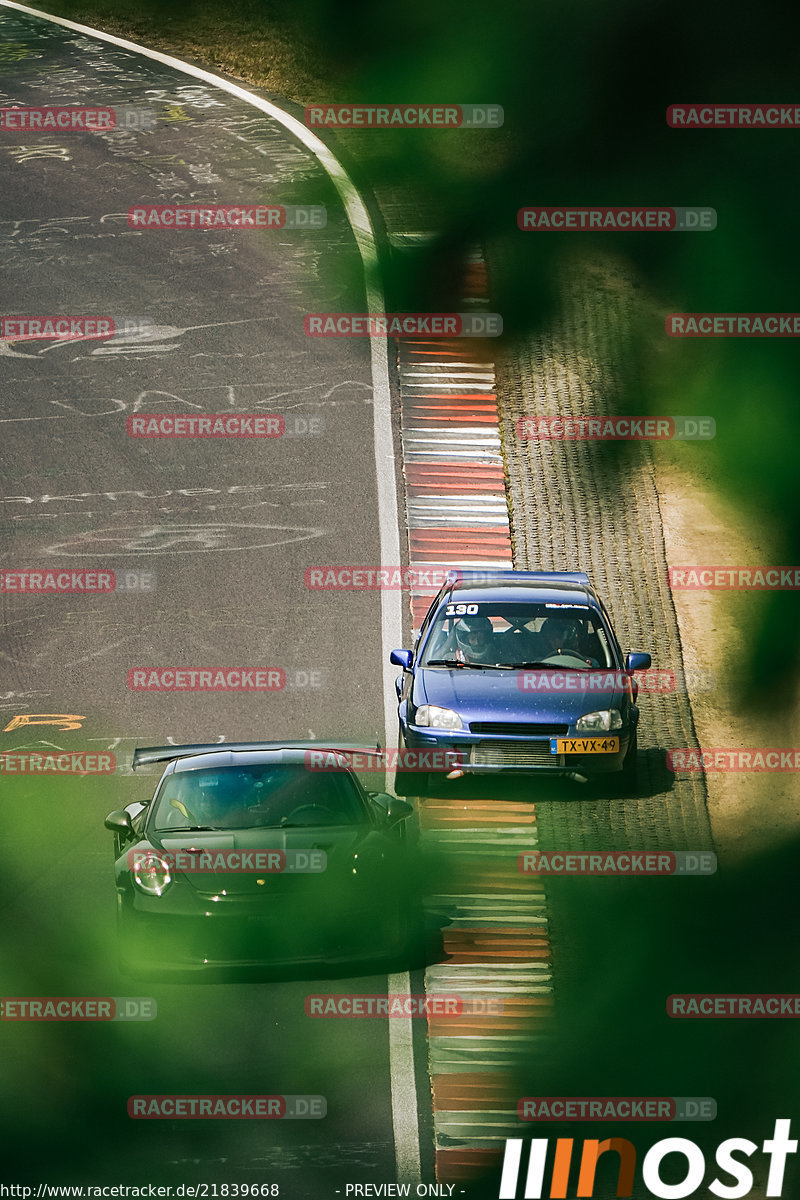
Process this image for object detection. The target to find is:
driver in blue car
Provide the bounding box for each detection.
[537,616,598,666]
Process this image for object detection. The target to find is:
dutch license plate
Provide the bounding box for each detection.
[550,736,620,755]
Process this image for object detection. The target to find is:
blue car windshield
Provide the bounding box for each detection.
[419,602,614,669]
[151,764,368,831]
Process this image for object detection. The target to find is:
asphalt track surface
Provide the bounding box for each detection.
[0,9,430,1193]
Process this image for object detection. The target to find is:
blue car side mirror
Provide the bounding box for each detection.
[625,651,652,671]
[390,649,413,670]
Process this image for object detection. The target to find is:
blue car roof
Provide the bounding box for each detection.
[439,571,598,607]
[447,570,590,585]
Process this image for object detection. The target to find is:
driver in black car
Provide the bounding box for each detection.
[171,773,255,828]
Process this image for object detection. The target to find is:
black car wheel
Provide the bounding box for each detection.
[376,895,428,971]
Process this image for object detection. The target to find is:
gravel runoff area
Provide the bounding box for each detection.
[494,255,714,852]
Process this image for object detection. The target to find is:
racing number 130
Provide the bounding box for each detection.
[445,603,479,616]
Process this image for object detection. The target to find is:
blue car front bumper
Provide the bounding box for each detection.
[400,721,632,776]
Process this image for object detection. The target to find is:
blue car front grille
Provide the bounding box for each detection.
[469,721,569,736]
[471,742,565,768]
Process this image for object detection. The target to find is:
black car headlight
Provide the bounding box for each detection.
[133,850,173,897]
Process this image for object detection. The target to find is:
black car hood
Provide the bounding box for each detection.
[144,825,373,895]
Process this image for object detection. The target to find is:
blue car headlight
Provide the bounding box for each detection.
[414,705,464,731]
[575,709,624,732]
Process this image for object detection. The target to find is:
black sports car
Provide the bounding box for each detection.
[104,742,413,974]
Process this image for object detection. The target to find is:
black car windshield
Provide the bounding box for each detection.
[419,601,614,669]
[151,764,368,832]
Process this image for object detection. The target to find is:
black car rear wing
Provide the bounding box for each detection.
[131,741,383,771]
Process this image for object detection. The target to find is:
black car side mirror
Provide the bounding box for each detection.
[369,792,413,825]
[385,797,413,824]
[104,809,134,836]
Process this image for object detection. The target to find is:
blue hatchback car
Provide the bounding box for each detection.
[390,570,651,793]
